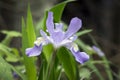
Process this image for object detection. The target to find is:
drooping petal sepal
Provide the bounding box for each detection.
[26,44,42,57]
[71,48,89,64]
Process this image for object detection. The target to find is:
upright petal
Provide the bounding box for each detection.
[65,17,82,39]
[71,48,89,64]
[46,12,54,34]
[40,30,48,39]
[26,44,42,57]
[55,23,63,31]
[40,30,53,44]
[50,23,65,44]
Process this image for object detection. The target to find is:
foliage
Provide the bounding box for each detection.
[0,1,118,80]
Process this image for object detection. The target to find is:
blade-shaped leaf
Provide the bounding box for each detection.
[22,12,37,80]
[76,29,92,36]
[1,30,21,37]
[0,56,13,80]
[76,39,94,55]
[57,47,76,80]
[86,60,104,80]
[8,64,26,80]
[26,6,36,47]
[43,44,54,62]
[50,1,72,22]
[0,43,19,62]
[1,30,21,46]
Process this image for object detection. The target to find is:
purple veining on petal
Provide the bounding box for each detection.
[65,17,82,39]
[46,12,54,35]
[26,44,42,57]
[71,48,89,64]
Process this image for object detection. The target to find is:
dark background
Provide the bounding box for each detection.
[0,0,120,79]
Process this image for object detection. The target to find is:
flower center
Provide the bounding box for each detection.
[72,43,79,52]
[34,37,45,46]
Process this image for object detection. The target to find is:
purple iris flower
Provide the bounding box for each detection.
[26,12,89,64]
[92,46,105,57]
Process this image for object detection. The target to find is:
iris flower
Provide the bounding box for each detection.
[92,46,104,57]
[26,12,89,64]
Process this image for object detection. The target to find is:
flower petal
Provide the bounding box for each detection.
[92,46,104,57]
[51,31,65,44]
[34,37,44,46]
[71,48,89,64]
[65,43,79,52]
[50,23,65,44]
[26,44,42,57]
[55,23,63,31]
[40,30,53,44]
[46,12,54,35]
[75,52,89,64]
[40,30,48,39]
[69,35,78,41]
[65,17,82,39]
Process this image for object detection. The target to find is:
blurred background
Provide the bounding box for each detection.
[0,0,120,79]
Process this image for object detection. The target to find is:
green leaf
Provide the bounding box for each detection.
[0,43,19,62]
[43,44,54,62]
[1,30,21,37]
[76,39,94,55]
[102,57,113,80]
[11,48,20,57]
[36,0,74,32]
[57,47,76,80]
[86,60,104,80]
[0,30,22,46]
[0,54,25,80]
[0,56,13,80]
[50,1,71,22]
[76,29,92,36]
[22,9,37,80]
[9,64,26,80]
[79,68,91,79]
[6,56,19,62]
[38,58,47,80]
[26,6,36,47]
